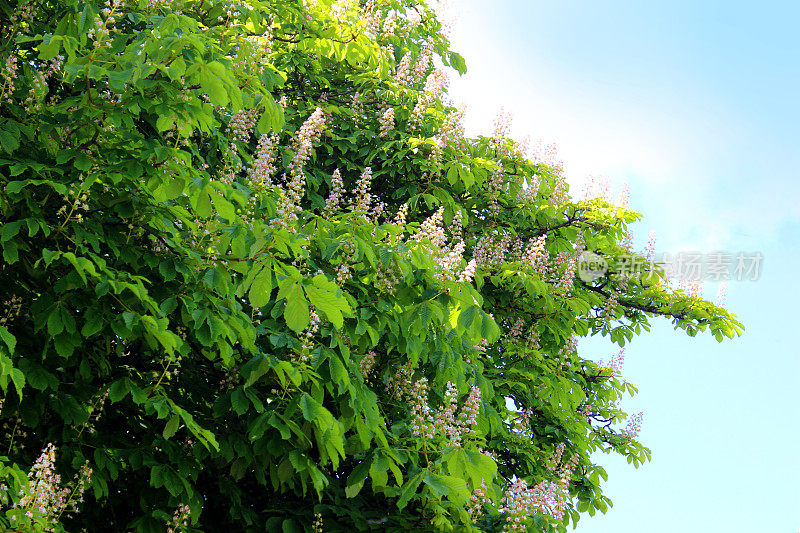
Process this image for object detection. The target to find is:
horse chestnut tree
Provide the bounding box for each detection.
[0,0,741,531]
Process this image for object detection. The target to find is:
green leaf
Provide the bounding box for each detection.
[257,93,285,134]
[328,355,349,392]
[244,356,270,388]
[423,472,469,506]
[345,479,365,498]
[210,191,236,222]
[11,368,25,399]
[231,389,249,416]
[398,471,425,510]
[199,63,229,107]
[0,326,16,354]
[0,128,20,153]
[54,333,76,358]
[108,378,132,402]
[449,51,468,75]
[249,266,273,308]
[284,283,309,333]
[300,393,323,422]
[163,415,179,439]
[195,187,212,217]
[81,308,104,338]
[2,241,18,264]
[305,275,350,329]
[47,307,64,336]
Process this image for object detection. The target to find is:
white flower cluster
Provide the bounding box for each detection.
[603,290,619,322]
[502,444,578,531]
[229,108,260,145]
[374,258,402,293]
[623,411,644,440]
[14,444,92,528]
[409,69,448,131]
[409,207,474,282]
[24,56,64,112]
[517,175,542,205]
[220,107,260,185]
[312,512,323,533]
[525,327,540,351]
[393,203,409,226]
[467,480,489,521]
[412,42,434,83]
[493,107,513,138]
[600,348,625,374]
[473,231,512,269]
[395,53,413,84]
[554,335,577,370]
[450,209,464,239]
[351,92,365,123]
[324,168,345,216]
[1,55,19,104]
[275,107,327,230]
[505,317,525,344]
[87,0,120,48]
[379,107,395,137]
[413,207,446,249]
[551,251,577,296]
[458,259,477,283]
[330,0,358,21]
[166,504,190,533]
[232,33,273,76]
[249,132,280,188]
[487,167,504,217]
[407,381,482,446]
[390,360,416,399]
[297,308,321,364]
[382,10,397,37]
[436,106,465,151]
[0,295,23,327]
[409,378,435,439]
[354,166,373,216]
[359,351,377,378]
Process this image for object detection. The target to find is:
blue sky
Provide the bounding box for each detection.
[445,1,800,531]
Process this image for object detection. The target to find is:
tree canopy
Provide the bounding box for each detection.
[0,0,742,531]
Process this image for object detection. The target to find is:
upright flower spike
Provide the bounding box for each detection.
[379,107,395,137]
[623,412,644,440]
[354,166,372,216]
[644,230,657,262]
[409,378,434,439]
[393,202,409,226]
[413,206,446,250]
[15,443,92,527]
[166,504,191,533]
[412,41,434,83]
[395,53,412,83]
[275,107,327,230]
[250,132,280,188]
[457,385,481,437]
[618,182,631,207]
[434,381,460,441]
[715,282,728,308]
[324,168,344,216]
[458,258,477,283]
[607,348,626,374]
[492,107,513,138]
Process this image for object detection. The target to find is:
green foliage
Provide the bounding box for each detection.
[0,0,742,531]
